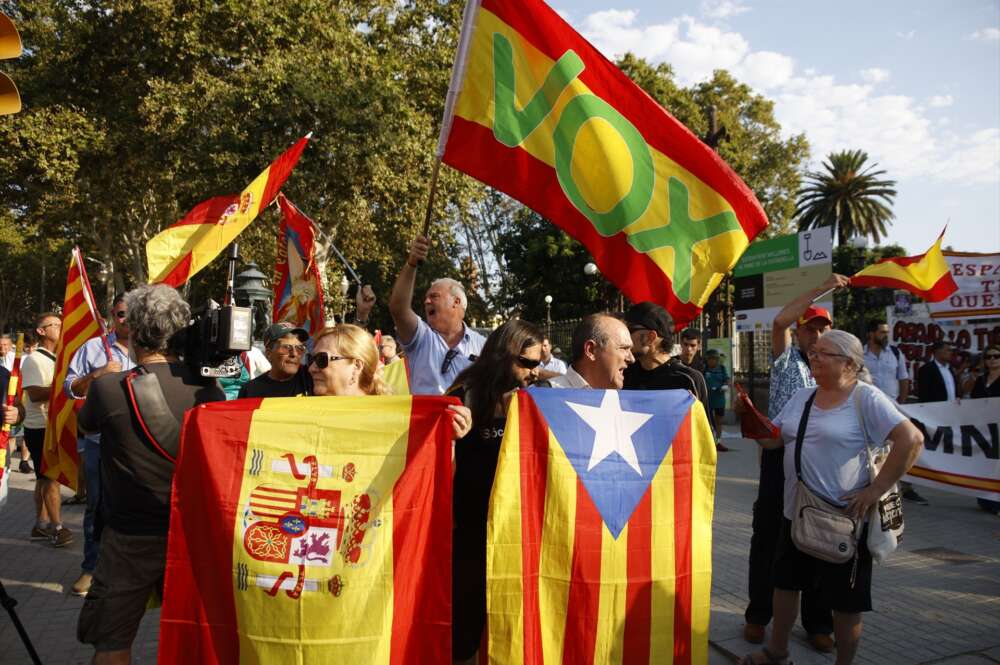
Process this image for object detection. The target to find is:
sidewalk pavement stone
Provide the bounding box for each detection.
[2,431,998,664]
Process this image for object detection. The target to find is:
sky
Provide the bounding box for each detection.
[550,0,1000,255]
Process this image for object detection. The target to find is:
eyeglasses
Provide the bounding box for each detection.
[40,322,61,330]
[274,343,306,355]
[806,348,847,360]
[985,353,1000,360]
[516,356,542,370]
[440,348,460,374]
[307,352,352,369]
[113,311,127,320]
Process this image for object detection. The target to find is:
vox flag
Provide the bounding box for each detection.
[851,231,958,302]
[437,0,768,327]
[146,135,310,286]
[487,388,716,665]
[159,395,456,665]
[42,248,106,491]
[273,196,326,337]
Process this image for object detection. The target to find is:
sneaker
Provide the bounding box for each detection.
[51,527,74,548]
[71,572,93,597]
[30,525,54,541]
[716,442,730,452]
[18,460,31,474]
[902,487,929,505]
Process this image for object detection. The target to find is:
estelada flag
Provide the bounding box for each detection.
[146,134,310,287]
[850,230,958,302]
[159,395,456,665]
[487,388,716,664]
[273,195,326,337]
[42,248,107,491]
[437,0,768,328]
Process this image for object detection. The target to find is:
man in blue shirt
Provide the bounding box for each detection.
[63,296,135,596]
[388,235,485,395]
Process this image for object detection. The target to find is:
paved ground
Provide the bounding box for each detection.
[1,431,998,664]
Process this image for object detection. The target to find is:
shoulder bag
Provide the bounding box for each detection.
[791,390,860,564]
[853,389,904,563]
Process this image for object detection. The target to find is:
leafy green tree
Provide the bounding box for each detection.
[795,149,897,246]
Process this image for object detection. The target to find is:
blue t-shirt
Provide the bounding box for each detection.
[401,318,486,395]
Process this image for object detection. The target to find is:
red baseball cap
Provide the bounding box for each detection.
[797,305,833,327]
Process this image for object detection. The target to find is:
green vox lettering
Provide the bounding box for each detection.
[626,177,741,303]
[492,32,584,147]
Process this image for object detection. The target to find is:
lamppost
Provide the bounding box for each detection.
[339,274,350,323]
[235,261,272,339]
[849,235,869,337]
[544,294,553,336]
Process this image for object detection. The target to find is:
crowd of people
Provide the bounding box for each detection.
[1,234,997,665]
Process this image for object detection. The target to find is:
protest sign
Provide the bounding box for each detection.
[900,398,1000,501]
[928,252,1000,320]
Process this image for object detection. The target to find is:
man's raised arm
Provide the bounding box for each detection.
[771,273,850,357]
[388,235,429,345]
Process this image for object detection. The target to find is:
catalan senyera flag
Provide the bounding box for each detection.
[273,195,326,337]
[487,388,716,665]
[42,248,107,492]
[437,0,768,328]
[850,231,958,302]
[146,135,310,287]
[159,395,457,665]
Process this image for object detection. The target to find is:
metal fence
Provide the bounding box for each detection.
[733,330,774,415]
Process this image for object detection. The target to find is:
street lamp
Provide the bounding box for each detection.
[544,294,553,335]
[339,274,350,323]
[235,261,272,338]
[583,262,598,276]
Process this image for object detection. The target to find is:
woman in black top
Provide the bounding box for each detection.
[971,344,1000,398]
[447,319,544,664]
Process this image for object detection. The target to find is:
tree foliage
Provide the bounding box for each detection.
[796,149,897,246]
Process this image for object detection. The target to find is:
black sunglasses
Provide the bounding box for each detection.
[307,352,351,369]
[113,311,127,320]
[440,348,460,374]
[516,356,542,370]
[985,353,1000,360]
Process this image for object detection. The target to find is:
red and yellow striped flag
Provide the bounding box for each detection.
[159,395,457,664]
[851,231,958,302]
[146,135,310,287]
[42,248,106,491]
[487,388,716,665]
[437,0,768,328]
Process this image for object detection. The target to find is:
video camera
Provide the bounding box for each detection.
[171,244,253,378]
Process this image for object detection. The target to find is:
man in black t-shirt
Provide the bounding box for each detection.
[622,303,718,443]
[76,284,225,663]
[238,322,313,399]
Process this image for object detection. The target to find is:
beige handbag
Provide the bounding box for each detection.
[790,391,860,564]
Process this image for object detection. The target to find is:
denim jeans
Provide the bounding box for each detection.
[82,438,102,572]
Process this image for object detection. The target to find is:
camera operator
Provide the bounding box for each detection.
[76,284,225,665]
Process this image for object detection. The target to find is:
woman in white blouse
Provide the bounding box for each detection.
[742,330,923,665]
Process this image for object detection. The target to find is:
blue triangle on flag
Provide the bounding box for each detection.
[527,387,693,538]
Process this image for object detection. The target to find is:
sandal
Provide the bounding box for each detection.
[739,646,792,665]
[62,495,87,506]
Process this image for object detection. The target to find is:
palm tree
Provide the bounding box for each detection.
[795,150,897,245]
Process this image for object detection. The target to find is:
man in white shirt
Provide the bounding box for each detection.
[21,312,73,547]
[863,320,910,402]
[536,337,567,380]
[550,314,634,389]
[0,334,14,371]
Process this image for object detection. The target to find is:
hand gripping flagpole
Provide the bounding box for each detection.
[421,0,482,239]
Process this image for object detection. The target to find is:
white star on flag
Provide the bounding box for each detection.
[568,391,653,476]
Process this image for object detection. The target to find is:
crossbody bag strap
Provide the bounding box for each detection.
[124,367,181,462]
[794,390,818,480]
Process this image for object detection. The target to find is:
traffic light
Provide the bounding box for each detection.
[0,12,22,115]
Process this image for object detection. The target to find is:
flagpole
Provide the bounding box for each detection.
[75,248,113,360]
[421,0,482,240]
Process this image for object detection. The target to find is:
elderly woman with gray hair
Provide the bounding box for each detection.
[742,329,923,665]
[77,284,225,664]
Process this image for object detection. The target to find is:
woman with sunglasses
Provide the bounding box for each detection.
[307,324,472,437]
[446,319,544,664]
[969,344,1000,515]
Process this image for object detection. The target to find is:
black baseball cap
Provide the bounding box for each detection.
[263,321,309,347]
[624,302,674,339]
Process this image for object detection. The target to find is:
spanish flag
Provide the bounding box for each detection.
[146,135,310,287]
[159,395,456,664]
[273,196,326,337]
[851,232,958,302]
[437,0,768,327]
[42,248,107,492]
[487,388,716,664]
